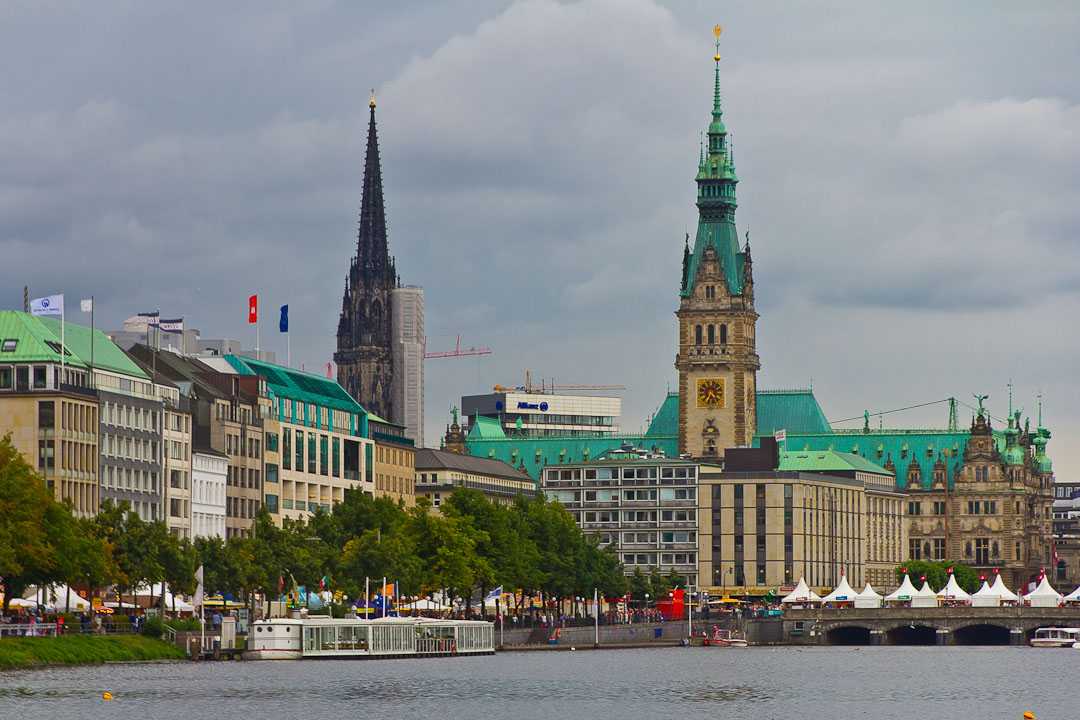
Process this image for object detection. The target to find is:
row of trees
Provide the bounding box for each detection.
[0,435,629,615]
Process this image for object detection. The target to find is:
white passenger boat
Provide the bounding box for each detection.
[245,616,495,660]
[1029,627,1080,648]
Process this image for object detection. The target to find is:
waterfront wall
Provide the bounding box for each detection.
[498,621,690,647]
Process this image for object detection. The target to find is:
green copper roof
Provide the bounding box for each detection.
[756,389,831,436]
[646,392,679,437]
[37,317,148,378]
[224,354,365,416]
[779,449,892,477]
[467,415,508,440]
[0,311,83,366]
[0,311,145,379]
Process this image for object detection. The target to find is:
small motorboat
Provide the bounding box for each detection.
[702,627,748,647]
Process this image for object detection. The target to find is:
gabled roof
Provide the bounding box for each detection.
[467,415,507,440]
[414,448,531,483]
[224,354,364,415]
[756,389,831,436]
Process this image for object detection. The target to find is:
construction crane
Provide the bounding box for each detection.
[424,335,493,360]
[493,370,625,395]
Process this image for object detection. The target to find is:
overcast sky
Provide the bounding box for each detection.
[3,1,1079,475]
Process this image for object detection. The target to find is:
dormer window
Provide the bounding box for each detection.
[1,339,16,352]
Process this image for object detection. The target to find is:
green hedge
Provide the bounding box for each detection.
[0,635,185,670]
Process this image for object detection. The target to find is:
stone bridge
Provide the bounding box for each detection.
[766,607,1080,645]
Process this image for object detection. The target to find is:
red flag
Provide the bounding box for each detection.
[946,566,954,575]
[248,294,258,324]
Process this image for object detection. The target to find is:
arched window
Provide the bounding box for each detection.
[707,324,715,345]
[694,325,702,345]
[720,324,728,344]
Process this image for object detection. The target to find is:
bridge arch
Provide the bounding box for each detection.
[884,623,939,645]
[823,625,873,645]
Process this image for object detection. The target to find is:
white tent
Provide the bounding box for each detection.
[822,574,857,604]
[1063,584,1080,605]
[936,575,972,603]
[971,580,1000,607]
[23,585,91,612]
[854,583,883,609]
[990,574,1019,604]
[133,583,196,613]
[911,580,939,608]
[884,575,917,605]
[1023,576,1062,608]
[781,578,822,604]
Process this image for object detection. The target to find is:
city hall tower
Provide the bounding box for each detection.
[676,27,759,459]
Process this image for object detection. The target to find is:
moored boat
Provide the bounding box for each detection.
[1029,627,1080,648]
[244,615,495,660]
[702,627,748,647]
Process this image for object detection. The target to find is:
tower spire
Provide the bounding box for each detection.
[712,24,723,120]
[357,88,391,281]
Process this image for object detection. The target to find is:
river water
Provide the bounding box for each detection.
[1,647,1075,719]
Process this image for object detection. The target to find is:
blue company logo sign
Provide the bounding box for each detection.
[517,401,549,412]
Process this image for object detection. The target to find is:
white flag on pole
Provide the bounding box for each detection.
[30,294,64,317]
[80,298,93,313]
[194,565,205,608]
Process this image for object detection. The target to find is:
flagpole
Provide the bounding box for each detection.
[89,296,95,386]
[60,298,65,384]
[287,332,291,368]
[365,577,370,618]
[382,576,387,618]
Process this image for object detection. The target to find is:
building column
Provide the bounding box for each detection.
[869,629,884,646]
[935,628,952,646]
[1010,628,1026,646]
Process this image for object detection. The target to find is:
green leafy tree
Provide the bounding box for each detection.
[896,560,980,594]
[0,435,58,612]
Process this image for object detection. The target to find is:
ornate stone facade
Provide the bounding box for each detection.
[676,46,759,459]
[335,96,398,420]
[905,408,1055,590]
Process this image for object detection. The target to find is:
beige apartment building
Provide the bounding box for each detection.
[0,311,112,517]
[371,414,416,507]
[698,449,905,596]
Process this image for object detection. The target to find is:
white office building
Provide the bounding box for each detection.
[192,449,227,539]
[462,391,621,438]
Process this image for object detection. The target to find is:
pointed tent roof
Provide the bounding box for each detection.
[1063,584,1080,603]
[971,580,995,598]
[915,580,937,597]
[885,575,917,601]
[822,574,857,602]
[936,574,971,601]
[857,583,883,601]
[781,577,821,604]
[1023,575,1061,600]
[990,574,1020,602]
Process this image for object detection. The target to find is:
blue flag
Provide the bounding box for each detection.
[279,304,289,333]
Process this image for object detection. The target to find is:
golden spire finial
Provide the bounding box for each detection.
[369,88,376,109]
[713,24,723,62]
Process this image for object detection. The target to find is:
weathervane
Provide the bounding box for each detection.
[713,24,723,62]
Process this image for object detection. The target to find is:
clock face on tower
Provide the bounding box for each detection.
[696,377,726,408]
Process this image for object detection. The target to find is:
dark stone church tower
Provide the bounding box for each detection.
[335,93,398,419]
